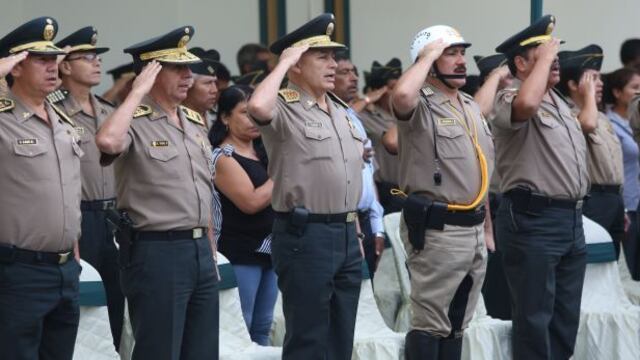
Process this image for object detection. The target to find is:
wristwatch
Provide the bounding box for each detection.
[374,232,386,239]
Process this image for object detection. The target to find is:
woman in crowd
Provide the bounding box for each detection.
[604,67,640,280]
[209,85,277,344]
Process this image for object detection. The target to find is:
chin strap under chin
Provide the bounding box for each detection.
[433,64,466,89]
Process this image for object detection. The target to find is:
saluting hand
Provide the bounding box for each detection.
[130,61,162,98]
[418,39,447,63]
[0,51,28,78]
[365,85,388,104]
[577,71,598,101]
[534,37,561,63]
[279,44,310,69]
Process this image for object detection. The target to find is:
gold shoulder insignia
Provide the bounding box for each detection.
[133,104,152,118]
[180,106,205,126]
[0,97,15,112]
[278,88,300,103]
[46,89,68,104]
[327,92,349,109]
[421,87,434,97]
[49,103,75,126]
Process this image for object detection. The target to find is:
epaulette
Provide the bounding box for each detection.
[46,89,68,104]
[0,97,14,112]
[180,105,205,126]
[94,94,115,107]
[278,88,300,103]
[49,103,75,127]
[421,87,434,97]
[327,92,349,109]
[133,104,152,118]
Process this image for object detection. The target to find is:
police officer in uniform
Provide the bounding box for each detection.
[492,15,588,360]
[248,13,364,360]
[0,17,84,360]
[558,45,625,258]
[391,25,494,360]
[51,26,125,351]
[183,57,218,128]
[95,27,219,360]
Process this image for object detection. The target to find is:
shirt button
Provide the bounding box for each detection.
[347,180,351,184]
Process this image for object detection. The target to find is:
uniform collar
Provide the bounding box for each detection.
[144,96,169,121]
[7,91,37,123]
[288,82,329,112]
[425,83,472,106]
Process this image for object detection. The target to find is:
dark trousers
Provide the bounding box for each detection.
[625,210,640,280]
[495,197,587,360]
[271,219,363,360]
[80,206,125,350]
[0,258,81,360]
[358,210,377,279]
[375,181,404,214]
[482,192,512,320]
[121,236,219,360]
[582,191,625,259]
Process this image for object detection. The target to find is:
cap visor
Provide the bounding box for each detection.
[308,41,347,51]
[155,51,201,64]
[27,44,66,56]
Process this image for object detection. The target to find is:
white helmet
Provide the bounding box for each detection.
[410,25,471,63]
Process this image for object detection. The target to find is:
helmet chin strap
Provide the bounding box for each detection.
[433,64,466,89]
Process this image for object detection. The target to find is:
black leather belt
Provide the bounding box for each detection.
[81,198,116,211]
[590,184,621,194]
[0,245,73,265]
[505,188,583,212]
[134,228,206,241]
[444,208,486,227]
[275,211,358,223]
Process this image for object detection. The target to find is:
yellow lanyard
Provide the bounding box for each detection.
[444,101,489,211]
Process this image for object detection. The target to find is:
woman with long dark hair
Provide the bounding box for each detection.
[208,85,277,344]
[603,67,640,280]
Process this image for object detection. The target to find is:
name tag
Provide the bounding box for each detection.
[539,111,552,118]
[17,138,37,145]
[438,118,456,126]
[151,140,169,147]
[305,121,323,128]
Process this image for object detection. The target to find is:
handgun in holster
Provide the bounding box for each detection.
[287,207,309,236]
[106,209,135,267]
[402,194,432,251]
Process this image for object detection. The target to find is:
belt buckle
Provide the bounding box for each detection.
[346,212,357,223]
[102,200,115,210]
[58,251,71,264]
[192,228,204,239]
[575,200,583,210]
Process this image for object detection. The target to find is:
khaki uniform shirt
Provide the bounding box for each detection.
[394,84,495,204]
[491,79,589,199]
[359,104,399,185]
[106,97,213,231]
[253,83,364,213]
[0,91,82,252]
[566,100,623,186]
[53,90,116,201]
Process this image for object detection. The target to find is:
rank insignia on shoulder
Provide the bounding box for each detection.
[438,118,456,126]
[46,89,68,104]
[421,87,434,97]
[180,106,205,126]
[50,103,75,127]
[0,97,15,112]
[133,104,152,118]
[278,88,300,103]
[151,140,169,147]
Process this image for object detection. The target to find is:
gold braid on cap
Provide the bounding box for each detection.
[10,40,57,53]
[139,47,188,61]
[292,35,334,48]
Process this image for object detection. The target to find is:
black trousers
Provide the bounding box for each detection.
[625,209,640,280]
[582,191,625,260]
[271,219,362,360]
[80,206,125,350]
[482,192,512,320]
[358,210,377,279]
[0,258,81,360]
[121,236,219,360]
[496,197,587,360]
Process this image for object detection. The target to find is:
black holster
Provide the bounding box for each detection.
[106,209,135,268]
[402,195,449,251]
[286,207,309,236]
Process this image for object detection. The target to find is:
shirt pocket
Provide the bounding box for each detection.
[304,126,333,160]
[147,146,180,179]
[435,124,467,159]
[538,113,560,129]
[13,143,51,180]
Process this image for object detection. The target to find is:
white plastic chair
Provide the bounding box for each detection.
[573,216,640,360]
[74,259,119,360]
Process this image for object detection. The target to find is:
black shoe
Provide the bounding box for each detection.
[405,330,440,360]
[438,336,463,360]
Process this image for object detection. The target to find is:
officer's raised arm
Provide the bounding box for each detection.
[95,61,161,154]
[391,39,446,119]
[248,44,309,123]
[509,38,560,122]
